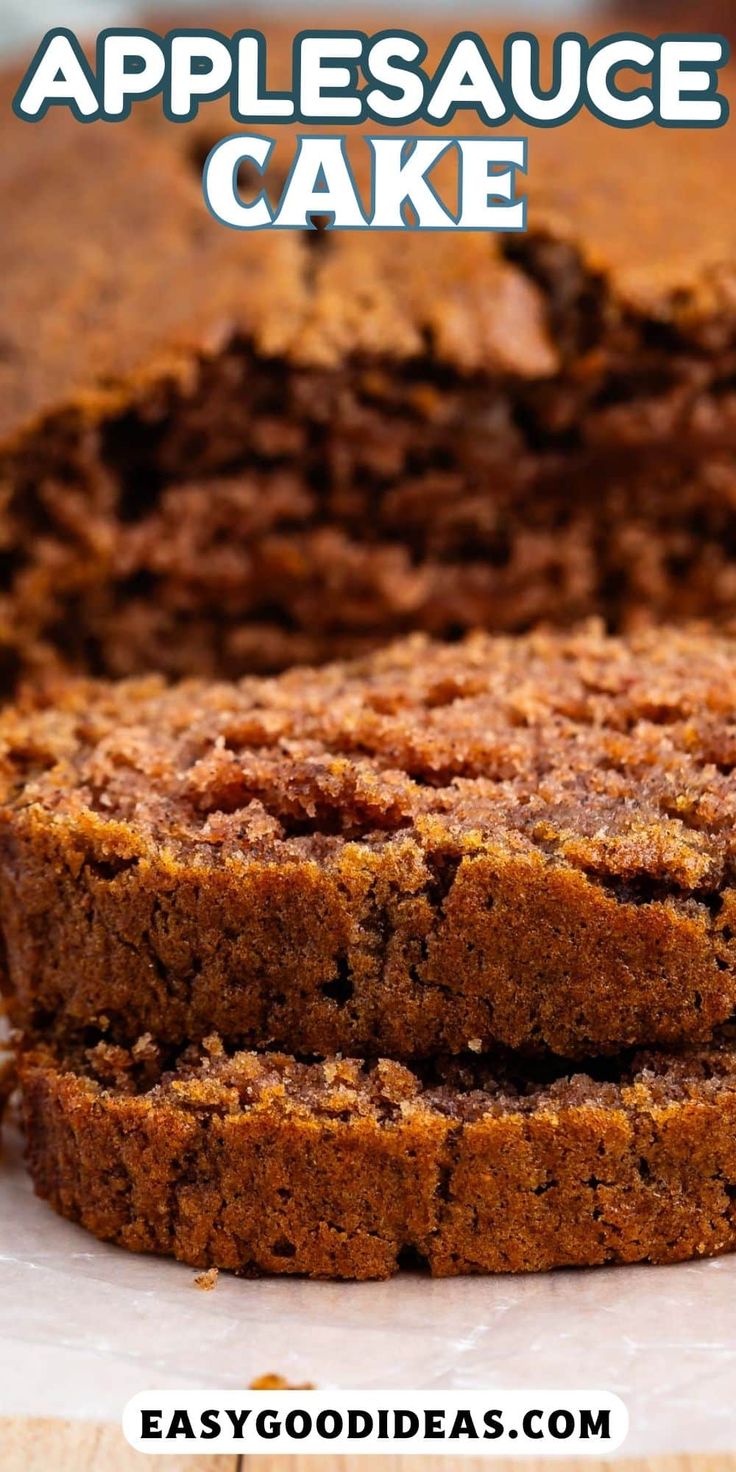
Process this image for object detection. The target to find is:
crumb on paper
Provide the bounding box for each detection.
[194,1266,219,1291]
[249,1374,316,1390]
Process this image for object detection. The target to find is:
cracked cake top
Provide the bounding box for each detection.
[2,622,736,894]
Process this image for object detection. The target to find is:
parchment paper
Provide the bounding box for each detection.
[2,1123,735,1457]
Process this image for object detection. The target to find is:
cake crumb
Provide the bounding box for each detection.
[194,1266,219,1291]
[467,1038,483,1054]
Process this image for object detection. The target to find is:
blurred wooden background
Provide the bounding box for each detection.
[1,1423,735,1472]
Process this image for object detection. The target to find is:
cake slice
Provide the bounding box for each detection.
[19,1033,736,1279]
[2,624,736,1059]
[1,28,736,690]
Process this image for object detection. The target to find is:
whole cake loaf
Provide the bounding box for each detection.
[19,1032,736,1279]
[0,27,736,689]
[2,624,736,1060]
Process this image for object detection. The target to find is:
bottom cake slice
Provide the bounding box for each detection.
[19,1035,736,1281]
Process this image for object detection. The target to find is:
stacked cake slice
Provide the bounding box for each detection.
[4,624,736,1277]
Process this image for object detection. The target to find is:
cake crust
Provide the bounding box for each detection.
[2,624,736,1059]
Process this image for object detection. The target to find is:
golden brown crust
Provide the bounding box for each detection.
[3,624,736,1058]
[0,96,301,452]
[19,1035,736,1279]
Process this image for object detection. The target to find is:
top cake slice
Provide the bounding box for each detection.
[2,622,736,1057]
[1,24,736,688]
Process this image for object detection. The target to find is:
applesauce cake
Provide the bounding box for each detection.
[2,624,736,1060]
[5,19,736,1282]
[19,1031,736,1279]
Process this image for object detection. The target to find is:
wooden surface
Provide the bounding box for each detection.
[0,1423,735,1472]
